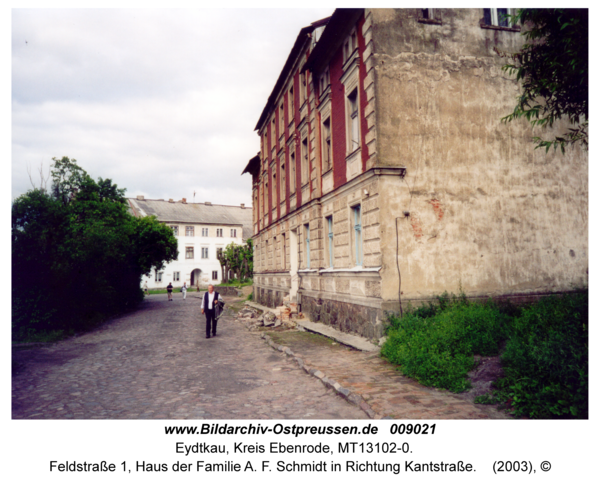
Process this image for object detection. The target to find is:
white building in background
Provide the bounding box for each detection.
[128,196,253,289]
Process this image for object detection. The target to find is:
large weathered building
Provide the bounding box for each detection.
[128,196,252,289]
[243,8,588,340]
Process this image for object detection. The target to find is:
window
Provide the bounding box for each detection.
[326,216,334,267]
[288,86,294,124]
[185,226,194,237]
[418,8,442,24]
[304,223,310,269]
[353,205,362,266]
[347,88,360,153]
[216,228,223,237]
[271,118,276,147]
[230,228,237,237]
[201,247,209,259]
[273,171,277,206]
[300,71,307,104]
[483,8,512,27]
[280,159,286,200]
[322,117,332,172]
[186,247,194,259]
[279,103,285,134]
[343,29,357,63]
[170,225,179,236]
[263,179,268,214]
[212,270,218,280]
[173,271,180,282]
[155,270,163,282]
[301,137,309,185]
[281,232,286,269]
[290,152,296,194]
[320,68,330,95]
[201,227,208,237]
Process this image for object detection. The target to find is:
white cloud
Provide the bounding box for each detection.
[12,7,335,205]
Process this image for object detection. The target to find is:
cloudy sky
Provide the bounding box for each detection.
[11,7,335,206]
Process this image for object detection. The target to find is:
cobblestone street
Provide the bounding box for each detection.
[12,295,364,419]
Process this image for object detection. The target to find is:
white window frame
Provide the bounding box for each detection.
[485,8,514,27]
[230,228,237,238]
[185,246,194,259]
[290,151,296,194]
[343,28,358,64]
[185,226,194,237]
[304,223,310,269]
[155,270,163,282]
[301,136,309,186]
[212,270,218,280]
[201,227,209,237]
[173,271,180,282]
[326,215,334,268]
[216,228,223,237]
[201,247,209,259]
[346,88,360,154]
[352,205,362,267]
[322,116,332,172]
[170,225,179,236]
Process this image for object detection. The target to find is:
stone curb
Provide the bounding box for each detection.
[259,333,377,419]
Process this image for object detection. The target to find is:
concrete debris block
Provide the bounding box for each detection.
[273,320,282,328]
[263,311,277,323]
[283,295,290,303]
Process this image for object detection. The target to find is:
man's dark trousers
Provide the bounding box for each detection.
[205,308,217,337]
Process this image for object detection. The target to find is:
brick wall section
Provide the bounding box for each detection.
[361,9,377,170]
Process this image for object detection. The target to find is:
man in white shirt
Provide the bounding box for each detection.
[201,284,224,339]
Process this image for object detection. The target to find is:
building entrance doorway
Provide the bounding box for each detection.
[191,269,202,288]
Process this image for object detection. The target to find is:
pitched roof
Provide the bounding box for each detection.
[128,198,253,240]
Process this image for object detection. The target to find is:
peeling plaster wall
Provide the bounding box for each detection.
[372,9,588,301]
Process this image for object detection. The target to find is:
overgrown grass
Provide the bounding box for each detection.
[381,291,588,419]
[382,294,510,392]
[217,278,253,287]
[495,292,588,419]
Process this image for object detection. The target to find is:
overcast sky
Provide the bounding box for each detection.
[11,7,335,206]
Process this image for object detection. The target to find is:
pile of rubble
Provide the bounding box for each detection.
[236,296,302,331]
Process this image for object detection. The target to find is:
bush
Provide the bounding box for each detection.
[382,290,589,419]
[496,292,588,418]
[381,296,509,393]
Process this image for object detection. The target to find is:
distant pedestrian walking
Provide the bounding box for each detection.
[201,284,224,339]
[182,282,187,300]
[143,281,149,296]
[167,282,173,301]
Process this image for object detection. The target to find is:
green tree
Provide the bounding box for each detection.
[12,157,178,339]
[500,9,588,152]
[217,239,253,284]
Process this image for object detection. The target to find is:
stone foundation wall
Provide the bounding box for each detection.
[254,284,288,309]
[300,294,384,340]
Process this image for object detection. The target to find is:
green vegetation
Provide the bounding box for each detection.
[499,9,588,152]
[217,240,253,284]
[496,292,588,418]
[12,157,178,342]
[381,291,588,418]
[217,278,253,288]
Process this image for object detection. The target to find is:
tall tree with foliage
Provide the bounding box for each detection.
[500,9,588,152]
[217,239,253,284]
[12,157,178,339]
